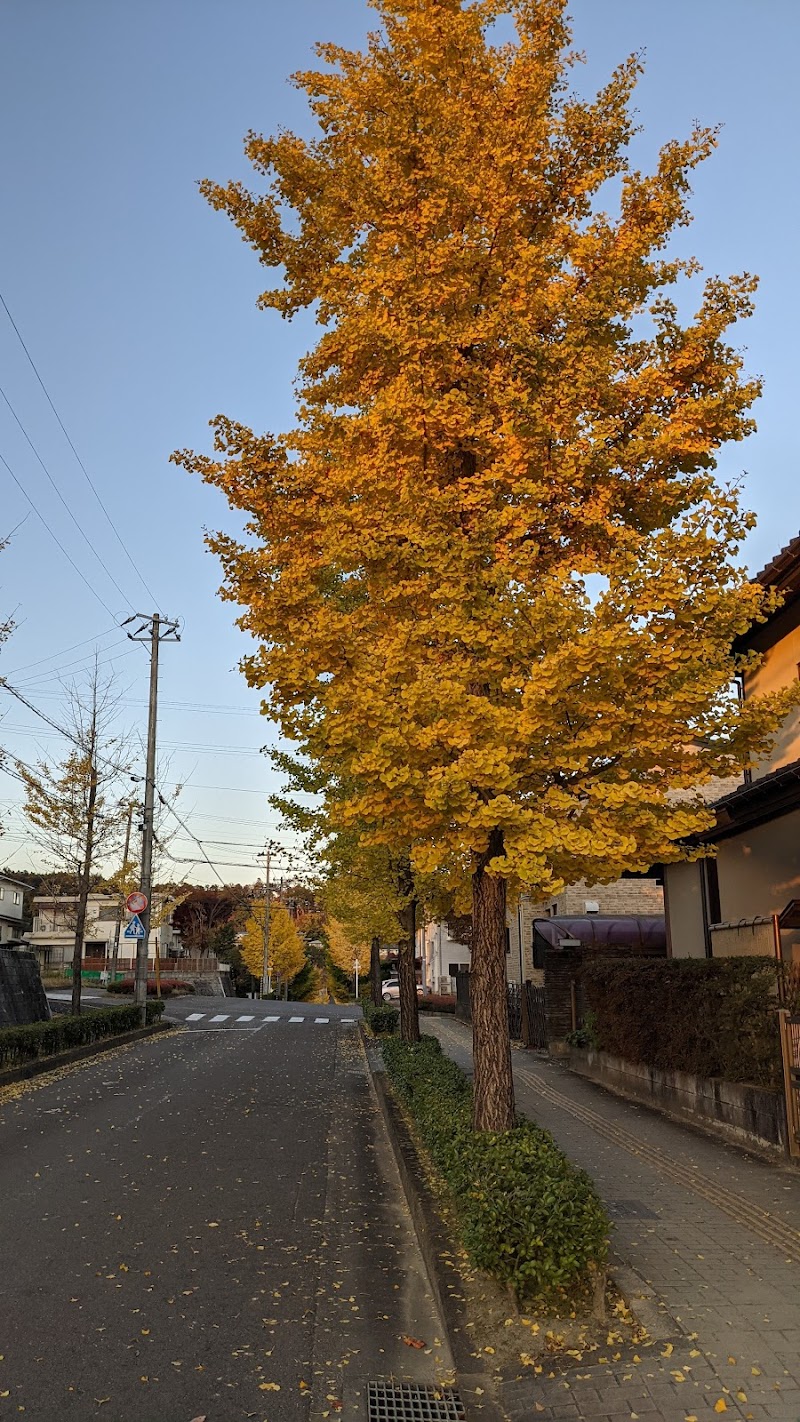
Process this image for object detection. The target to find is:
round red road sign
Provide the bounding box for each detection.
[126,891,148,914]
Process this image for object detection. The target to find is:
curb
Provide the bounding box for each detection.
[362,1031,508,1422]
[0,1019,173,1090]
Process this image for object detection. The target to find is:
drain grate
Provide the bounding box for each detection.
[608,1199,660,1220]
[367,1382,466,1421]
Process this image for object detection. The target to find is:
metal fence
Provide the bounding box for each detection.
[454,973,546,1049]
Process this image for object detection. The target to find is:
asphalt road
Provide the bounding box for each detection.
[0,997,452,1421]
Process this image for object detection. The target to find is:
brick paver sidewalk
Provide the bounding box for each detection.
[424,1017,800,1422]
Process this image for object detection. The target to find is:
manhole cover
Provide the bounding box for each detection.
[608,1199,660,1220]
[367,1382,465,1421]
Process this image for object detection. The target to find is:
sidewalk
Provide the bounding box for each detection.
[424,1016,800,1422]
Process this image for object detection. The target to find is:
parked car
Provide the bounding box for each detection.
[381,977,423,1003]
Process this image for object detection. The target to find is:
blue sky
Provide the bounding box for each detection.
[0,0,797,882]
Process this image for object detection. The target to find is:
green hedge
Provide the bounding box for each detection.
[0,1002,165,1071]
[381,1035,608,1307]
[363,1000,399,1034]
[580,957,784,1088]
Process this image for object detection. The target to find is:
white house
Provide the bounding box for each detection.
[28,893,182,971]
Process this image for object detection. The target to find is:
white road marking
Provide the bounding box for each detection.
[210,1014,229,1023]
[315,1017,330,1024]
[186,1013,205,1022]
[236,1015,255,1022]
[289,1016,304,1023]
[263,1015,280,1023]
[341,1017,356,1023]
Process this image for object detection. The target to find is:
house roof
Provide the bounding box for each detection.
[699,755,800,841]
[0,873,33,890]
[734,529,800,656]
[753,530,800,594]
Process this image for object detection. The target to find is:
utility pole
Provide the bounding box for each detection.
[260,845,271,999]
[124,613,180,1023]
[108,802,134,988]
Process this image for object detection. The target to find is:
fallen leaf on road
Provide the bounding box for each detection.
[401,1336,426,1349]
[259,1382,281,1391]
[94,1400,110,1407]
[189,1416,207,1421]
[714,1402,727,1414]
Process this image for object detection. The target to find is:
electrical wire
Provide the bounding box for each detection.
[0,289,159,606]
[4,625,123,677]
[0,450,116,617]
[0,381,132,607]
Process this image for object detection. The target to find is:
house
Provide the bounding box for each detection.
[418,871,665,992]
[28,893,183,971]
[0,874,31,944]
[417,918,471,995]
[664,530,800,962]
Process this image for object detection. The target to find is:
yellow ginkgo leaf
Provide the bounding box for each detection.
[714,1400,727,1413]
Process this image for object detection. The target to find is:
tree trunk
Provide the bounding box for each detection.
[471,827,515,1132]
[398,898,420,1044]
[370,936,382,1007]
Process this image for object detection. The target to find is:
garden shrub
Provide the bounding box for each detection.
[580,956,784,1087]
[0,1001,165,1071]
[381,1035,608,1307]
[363,1000,399,1035]
[418,993,456,1013]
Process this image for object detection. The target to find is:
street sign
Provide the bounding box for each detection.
[126,891,148,914]
[124,914,146,940]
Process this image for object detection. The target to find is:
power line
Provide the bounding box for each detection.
[0,289,159,606]
[0,381,132,607]
[0,449,116,617]
[4,625,122,677]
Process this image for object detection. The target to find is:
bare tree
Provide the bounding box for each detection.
[17,664,132,1014]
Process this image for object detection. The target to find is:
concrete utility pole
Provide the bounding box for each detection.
[124,613,180,1023]
[260,845,271,999]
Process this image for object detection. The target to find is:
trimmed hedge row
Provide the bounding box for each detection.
[580,957,785,1088]
[0,1002,165,1071]
[363,1000,399,1034]
[381,1035,608,1307]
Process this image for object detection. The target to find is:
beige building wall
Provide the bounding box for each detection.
[715,808,800,923]
[663,860,707,958]
[744,622,800,777]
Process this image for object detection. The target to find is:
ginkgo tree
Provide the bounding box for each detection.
[241,900,307,996]
[178,0,791,1130]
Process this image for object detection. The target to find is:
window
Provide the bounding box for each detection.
[449,962,464,978]
[12,892,20,905]
[0,888,5,900]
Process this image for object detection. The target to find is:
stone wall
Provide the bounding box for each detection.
[569,1046,788,1156]
[0,948,50,1027]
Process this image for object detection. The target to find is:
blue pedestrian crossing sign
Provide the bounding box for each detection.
[124,913,146,940]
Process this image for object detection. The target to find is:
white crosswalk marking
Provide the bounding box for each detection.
[186,1013,205,1022]
[289,1016,304,1023]
[210,1014,229,1023]
[263,1015,280,1023]
[236,1015,254,1023]
[315,1017,329,1024]
[341,1018,355,1023]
